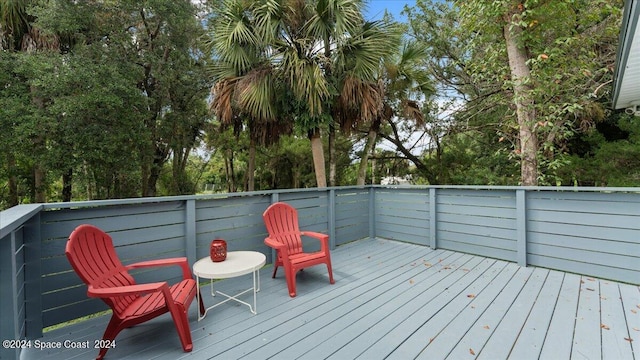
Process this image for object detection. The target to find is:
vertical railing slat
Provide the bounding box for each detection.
[185,199,196,265]
[430,187,437,249]
[516,189,527,266]
[369,187,375,239]
[328,189,336,249]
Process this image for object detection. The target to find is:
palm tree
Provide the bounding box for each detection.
[207,0,292,191]
[207,0,398,188]
[355,40,433,185]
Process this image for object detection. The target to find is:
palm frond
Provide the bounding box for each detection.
[208,0,261,74]
[335,19,400,80]
[281,47,329,115]
[210,79,238,124]
[337,76,383,131]
[402,99,424,126]
[0,0,30,47]
[237,66,277,121]
[307,0,364,37]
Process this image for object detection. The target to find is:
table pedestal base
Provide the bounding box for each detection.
[197,268,260,321]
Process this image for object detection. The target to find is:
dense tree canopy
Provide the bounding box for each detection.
[1,0,210,208]
[402,0,629,186]
[0,0,636,210]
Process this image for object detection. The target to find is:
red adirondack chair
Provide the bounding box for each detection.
[65,224,203,359]
[262,202,335,297]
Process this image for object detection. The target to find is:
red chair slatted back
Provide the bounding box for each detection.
[66,224,138,315]
[263,202,303,255]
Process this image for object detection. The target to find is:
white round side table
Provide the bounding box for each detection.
[193,251,266,320]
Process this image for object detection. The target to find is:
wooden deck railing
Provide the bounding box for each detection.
[1,185,639,360]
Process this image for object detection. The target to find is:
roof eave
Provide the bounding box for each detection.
[612,0,640,112]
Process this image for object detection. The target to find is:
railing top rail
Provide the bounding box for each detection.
[0,204,43,239]
[1,185,638,216]
[34,186,374,211]
[369,185,640,193]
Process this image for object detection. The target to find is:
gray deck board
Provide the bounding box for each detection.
[509,269,564,360]
[538,272,581,359]
[22,238,639,360]
[573,276,603,360]
[619,284,640,357]
[411,261,516,359]
[601,280,634,360]
[478,267,549,359]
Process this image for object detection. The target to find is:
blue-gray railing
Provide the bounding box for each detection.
[1,185,639,360]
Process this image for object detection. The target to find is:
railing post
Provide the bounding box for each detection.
[185,199,196,264]
[1,230,20,360]
[429,187,437,249]
[328,189,336,249]
[369,187,376,239]
[516,189,528,266]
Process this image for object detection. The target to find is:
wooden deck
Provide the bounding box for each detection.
[24,238,639,360]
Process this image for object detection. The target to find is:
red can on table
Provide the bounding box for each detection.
[209,239,227,262]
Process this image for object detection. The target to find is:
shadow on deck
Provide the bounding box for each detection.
[23,238,639,359]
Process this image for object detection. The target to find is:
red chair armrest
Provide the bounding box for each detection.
[300,231,329,241]
[264,237,285,249]
[126,257,191,280]
[265,237,291,257]
[127,257,187,268]
[301,231,330,252]
[87,282,167,298]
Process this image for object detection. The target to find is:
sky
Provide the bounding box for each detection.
[364,0,415,21]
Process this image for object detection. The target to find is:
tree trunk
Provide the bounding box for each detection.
[379,120,438,184]
[328,123,336,187]
[84,162,93,200]
[503,4,538,186]
[225,148,236,192]
[141,162,150,197]
[309,128,327,188]
[33,164,46,203]
[171,150,182,195]
[144,155,163,197]
[324,36,335,188]
[62,168,73,202]
[293,162,300,188]
[371,151,377,184]
[145,166,160,197]
[357,118,382,186]
[247,137,256,191]
[7,152,18,207]
[143,144,170,197]
[171,146,194,195]
[30,88,47,203]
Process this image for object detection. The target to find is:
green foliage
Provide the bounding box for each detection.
[553,114,640,186]
[402,0,632,186]
[456,0,622,177]
[0,0,211,208]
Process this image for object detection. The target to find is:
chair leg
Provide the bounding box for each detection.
[198,290,205,316]
[326,261,335,284]
[96,315,123,360]
[168,303,193,352]
[286,268,297,297]
[272,264,278,278]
